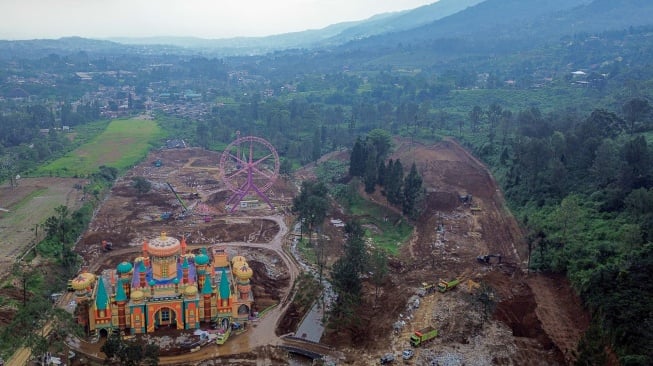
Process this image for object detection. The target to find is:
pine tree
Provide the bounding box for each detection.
[377,160,386,187]
[403,162,423,218]
[364,144,378,193]
[349,137,366,177]
[387,159,403,204]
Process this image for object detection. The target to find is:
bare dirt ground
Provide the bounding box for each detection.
[2,140,589,365]
[319,138,589,365]
[0,177,87,266]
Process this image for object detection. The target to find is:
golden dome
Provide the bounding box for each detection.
[131,290,144,301]
[148,232,181,257]
[184,285,198,297]
[71,272,95,291]
[231,256,246,266]
[233,263,253,281]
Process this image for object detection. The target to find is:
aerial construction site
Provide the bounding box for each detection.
[0,138,588,365]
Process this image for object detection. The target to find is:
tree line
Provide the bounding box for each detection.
[461,99,653,365]
[349,129,423,219]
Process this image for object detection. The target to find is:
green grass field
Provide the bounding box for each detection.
[35,118,164,177]
[349,195,413,255]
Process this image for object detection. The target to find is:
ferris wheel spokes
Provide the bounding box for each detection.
[219,135,280,212]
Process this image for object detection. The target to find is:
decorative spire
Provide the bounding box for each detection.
[95,277,109,310]
[219,268,230,300]
[202,273,213,295]
[115,279,127,302]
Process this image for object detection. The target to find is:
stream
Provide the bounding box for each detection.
[289,222,336,343]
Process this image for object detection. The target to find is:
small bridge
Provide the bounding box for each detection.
[280,335,340,361]
[280,345,324,360]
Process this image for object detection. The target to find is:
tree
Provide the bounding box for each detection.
[386,159,404,205]
[349,137,366,177]
[366,129,393,162]
[590,139,622,188]
[469,105,483,132]
[311,128,322,162]
[45,205,71,259]
[486,102,503,143]
[402,163,423,218]
[363,144,378,193]
[132,176,152,195]
[121,340,145,366]
[279,158,293,176]
[101,332,123,361]
[343,220,367,275]
[622,98,651,133]
[292,181,329,234]
[552,194,585,249]
[143,342,160,366]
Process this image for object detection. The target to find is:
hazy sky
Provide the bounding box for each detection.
[0,0,436,40]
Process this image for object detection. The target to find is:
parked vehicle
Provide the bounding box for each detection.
[402,349,414,360]
[380,353,395,364]
[437,278,461,293]
[409,326,438,347]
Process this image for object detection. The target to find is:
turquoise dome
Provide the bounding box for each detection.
[195,253,210,266]
[117,261,133,274]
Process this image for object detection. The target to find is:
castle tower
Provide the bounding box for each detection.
[115,279,128,331]
[94,276,111,328]
[182,257,190,284]
[195,250,210,290]
[219,267,231,308]
[148,232,181,281]
[138,260,147,288]
[117,262,133,298]
[234,260,253,300]
[202,274,213,322]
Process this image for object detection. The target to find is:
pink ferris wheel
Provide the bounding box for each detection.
[219,134,280,212]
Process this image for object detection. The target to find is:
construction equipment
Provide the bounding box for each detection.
[477,254,502,265]
[161,212,172,220]
[153,159,162,167]
[419,282,437,296]
[409,326,438,347]
[437,278,461,293]
[167,182,189,211]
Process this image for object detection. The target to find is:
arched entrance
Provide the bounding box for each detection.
[153,307,178,330]
[219,317,230,330]
[238,304,250,315]
[99,328,109,338]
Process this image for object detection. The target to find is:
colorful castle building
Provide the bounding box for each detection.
[70,232,254,337]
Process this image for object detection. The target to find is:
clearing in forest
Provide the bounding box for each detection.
[35,117,165,177]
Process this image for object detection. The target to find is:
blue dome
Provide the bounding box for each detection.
[117,262,133,274]
[195,253,210,265]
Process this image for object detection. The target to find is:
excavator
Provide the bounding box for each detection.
[477,253,502,265]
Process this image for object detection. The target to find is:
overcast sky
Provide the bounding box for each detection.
[0,0,436,40]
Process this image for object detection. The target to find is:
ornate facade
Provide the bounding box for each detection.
[70,232,254,337]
